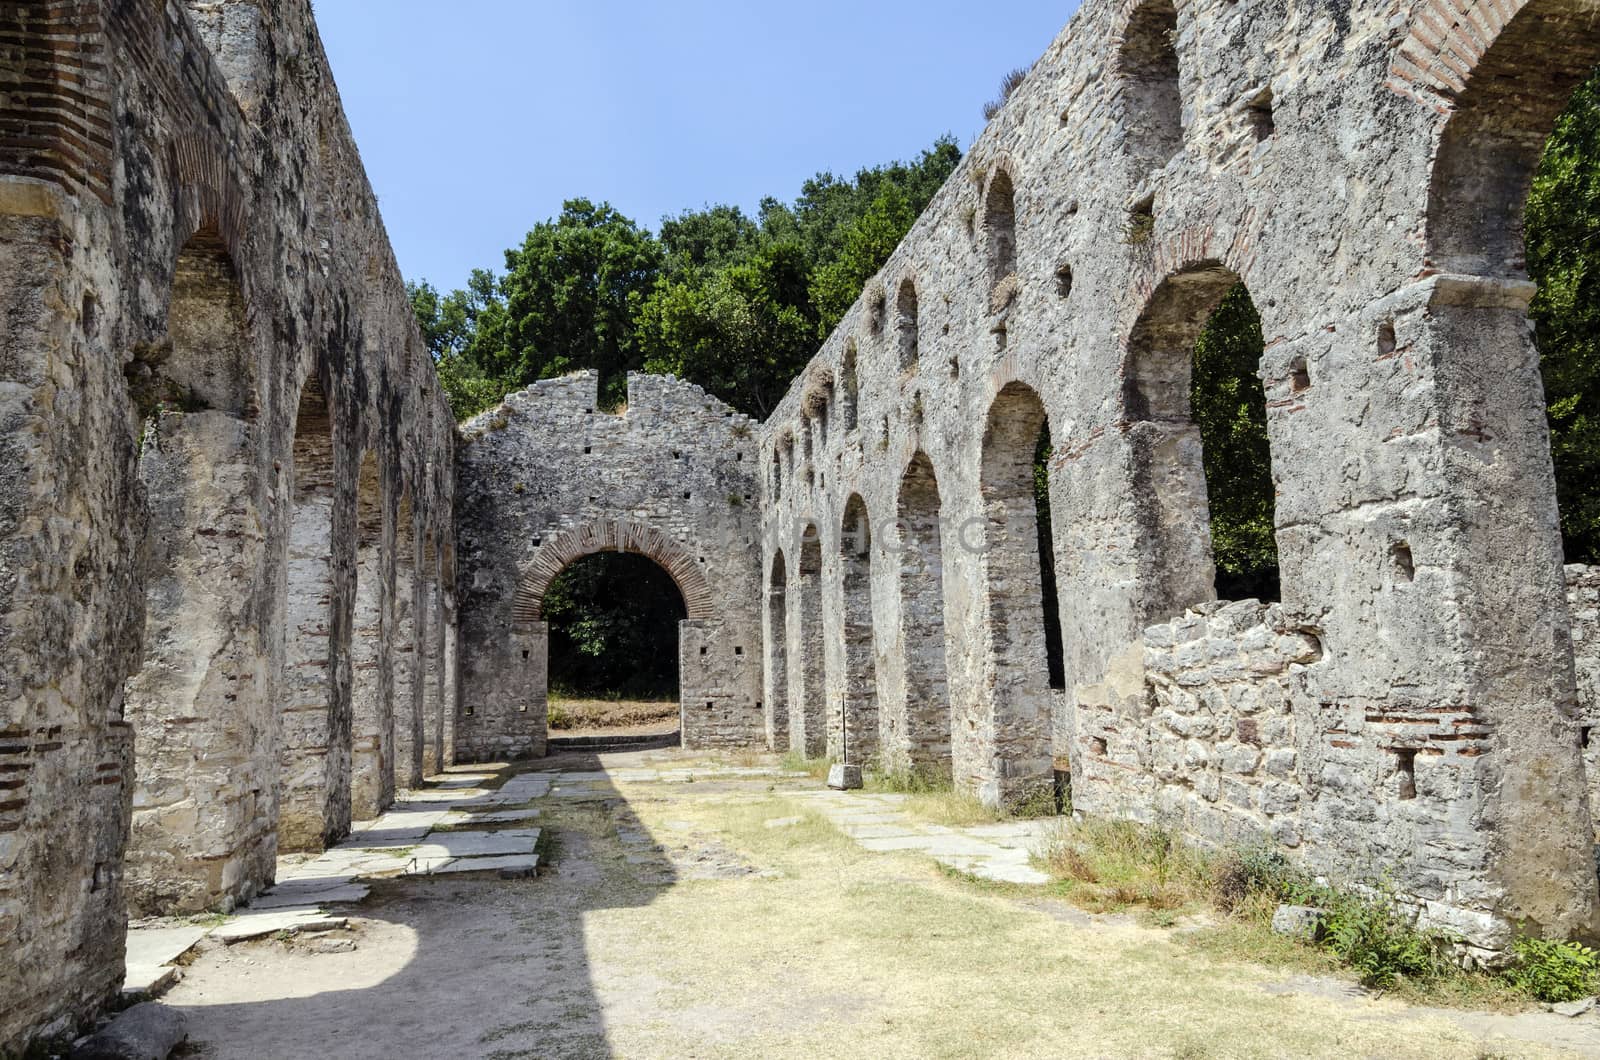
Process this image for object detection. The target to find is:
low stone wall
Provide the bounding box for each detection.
[1073,600,1320,850]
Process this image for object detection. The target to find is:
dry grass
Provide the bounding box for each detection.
[1037,817,1216,914]
[546,697,678,731]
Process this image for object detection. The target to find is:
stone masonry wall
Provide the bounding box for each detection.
[1075,601,1320,851]
[1569,565,1600,833]
[0,0,456,1049]
[455,372,763,759]
[755,0,1600,951]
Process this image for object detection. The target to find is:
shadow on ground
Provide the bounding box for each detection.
[167,751,673,1060]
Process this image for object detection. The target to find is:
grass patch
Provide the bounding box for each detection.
[779,751,831,781]
[1031,816,1591,1010]
[1038,817,1214,914]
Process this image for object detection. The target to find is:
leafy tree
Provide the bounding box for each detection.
[1529,68,1600,565]
[411,138,962,425]
[638,240,816,417]
[543,553,686,699]
[1192,284,1278,601]
[809,181,917,336]
[496,199,664,409]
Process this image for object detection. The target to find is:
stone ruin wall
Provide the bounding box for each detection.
[1570,565,1600,827]
[455,372,763,760]
[0,0,456,1050]
[756,0,1600,955]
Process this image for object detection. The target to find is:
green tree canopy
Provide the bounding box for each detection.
[412,137,961,421]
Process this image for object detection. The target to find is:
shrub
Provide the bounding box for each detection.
[1310,883,1448,990]
[1212,844,1297,912]
[1503,936,1600,1003]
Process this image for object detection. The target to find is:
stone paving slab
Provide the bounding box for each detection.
[856,834,1007,857]
[800,789,1065,887]
[393,787,511,804]
[282,849,413,878]
[411,829,540,860]
[210,910,348,943]
[839,823,925,839]
[416,854,541,876]
[449,806,542,824]
[125,925,207,970]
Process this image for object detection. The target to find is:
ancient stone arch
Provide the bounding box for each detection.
[510,519,715,628]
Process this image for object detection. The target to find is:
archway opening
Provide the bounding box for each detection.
[891,452,951,779]
[1527,68,1600,568]
[838,497,878,765]
[349,450,389,820]
[123,225,269,915]
[977,383,1059,804]
[766,550,790,750]
[280,369,343,853]
[543,552,687,738]
[393,490,422,789]
[790,526,826,757]
[1118,0,1183,180]
[1127,265,1277,612]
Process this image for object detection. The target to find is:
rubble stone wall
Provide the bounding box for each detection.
[455,372,763,759]
[755,0,1600,951]
[0,0,455,1049]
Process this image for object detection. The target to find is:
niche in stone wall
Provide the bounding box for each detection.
[841,341,861,431]
[1117,0,1184,181]
[896,279,921,369]
[983,175,1017,294]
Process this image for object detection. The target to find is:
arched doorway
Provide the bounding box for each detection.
[543,552,687,738]
[510,520,715,749]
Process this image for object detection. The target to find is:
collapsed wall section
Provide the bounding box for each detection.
[456,372,762,758]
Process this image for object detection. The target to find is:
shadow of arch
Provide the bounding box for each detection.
[512,520,714,628]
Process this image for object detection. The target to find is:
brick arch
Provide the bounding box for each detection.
[511,519,715,627]
[171,131,250,267]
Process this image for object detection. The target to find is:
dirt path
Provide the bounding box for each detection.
[163,751,1600,1059]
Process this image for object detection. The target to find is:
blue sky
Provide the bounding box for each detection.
[316,1,1078,292]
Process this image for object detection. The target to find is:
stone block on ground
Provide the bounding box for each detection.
[120,966,179,1000]
[827,763,864,790]
[1271,904,1325,940]
[250,883,369,909]
[124,926,206,972]
[70,1002,187,1060]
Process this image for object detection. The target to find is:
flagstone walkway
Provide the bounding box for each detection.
[786,789,1059,884]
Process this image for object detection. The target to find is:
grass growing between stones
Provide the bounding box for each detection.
[1029,818,1576,1011]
